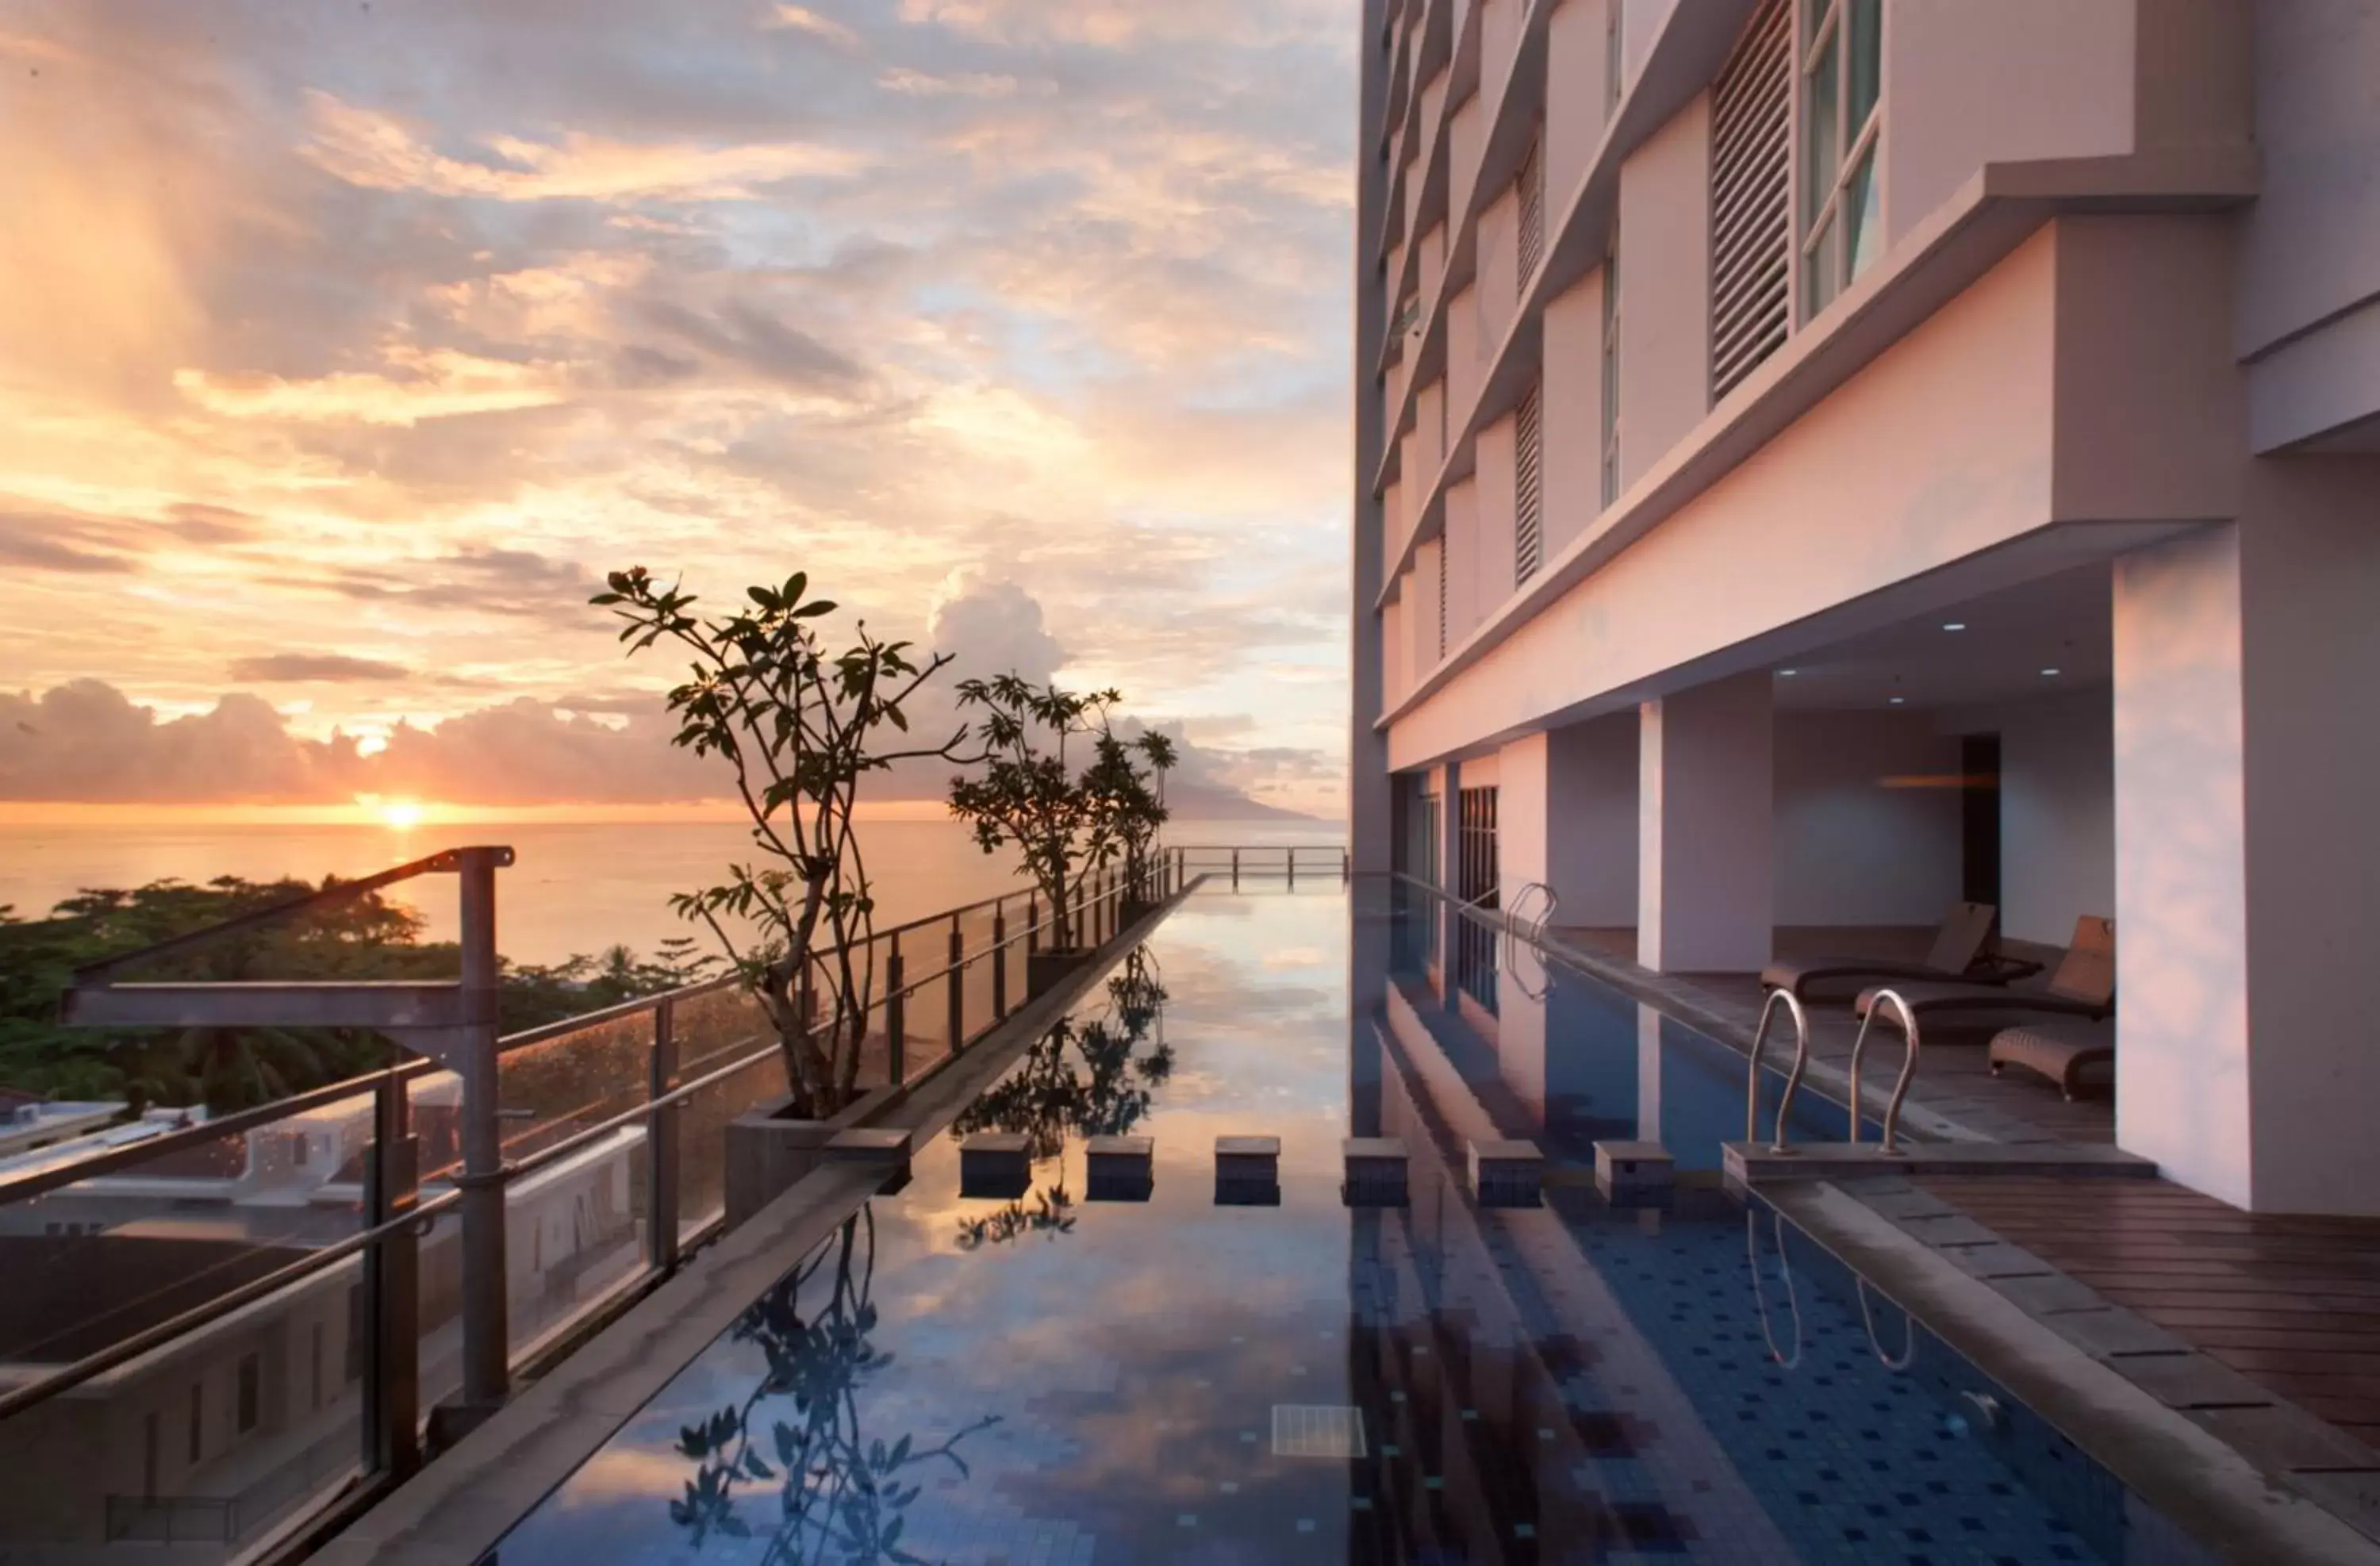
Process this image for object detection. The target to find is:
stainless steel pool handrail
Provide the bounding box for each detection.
[1858,1277,1917,1370]
[1746,1209,1803,1369]
[1847,988,1923,1153]
[1744,989,1812,1153]
[1502,881,1558,942]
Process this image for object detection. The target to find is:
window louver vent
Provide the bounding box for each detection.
[1514,382,1544,583]
[1436,540,1448,659]
[1516,131,1545,293]
[1709,0,1792,405]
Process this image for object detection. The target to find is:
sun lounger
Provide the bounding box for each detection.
[1760,902,2035,1001]
[1989,1019,2116,1100]
[1853,915,2115,1028]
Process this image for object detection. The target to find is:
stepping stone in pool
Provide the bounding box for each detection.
[1342,1137,1410,1207]
[1593,1140,1675,1207]
[959,1132,1032,1199]
[1215,1135,1281,1206]
[1469,1138,1544,1208]
[1086,1134,1154,1201]
[824,1127,912,1192]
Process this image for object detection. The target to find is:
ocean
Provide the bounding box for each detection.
[0,817,1340,966]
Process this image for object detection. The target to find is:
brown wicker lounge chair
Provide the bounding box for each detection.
[1989,1019,2116,1100]
[1760,902,2034,1001]
[1853,915,2115,1028]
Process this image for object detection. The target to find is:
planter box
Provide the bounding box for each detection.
[1027,948,1089,1000]
[724,1084,900,1230]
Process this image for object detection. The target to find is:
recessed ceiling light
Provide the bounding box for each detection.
[1888,696,1906,705]
[1942,622,1967,631]
[2041,667,2061,677]
[1779,668,1798,677]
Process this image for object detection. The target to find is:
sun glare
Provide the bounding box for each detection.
[377,799,425,831]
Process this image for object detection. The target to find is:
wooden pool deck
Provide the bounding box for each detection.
[1916,1174,2380,1458]
[1529,920,2380,1541]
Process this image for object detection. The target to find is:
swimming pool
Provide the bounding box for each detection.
[484,887,2219,1565]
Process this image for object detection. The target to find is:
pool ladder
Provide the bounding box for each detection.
[1746,985,1923,1153]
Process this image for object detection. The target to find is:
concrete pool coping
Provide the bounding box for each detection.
[313,883,1200,1566]
[1772,1179,2380,1563]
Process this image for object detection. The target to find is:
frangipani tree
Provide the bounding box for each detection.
[946,677,1172,953]
[595,567,969,1118]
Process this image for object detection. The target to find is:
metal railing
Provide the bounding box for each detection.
[0,846,1177,1555]
[1168,843,1350,889]
[1846,987,1923,1154]
[1744,988,1812,1153]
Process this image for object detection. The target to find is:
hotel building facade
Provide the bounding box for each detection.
[1349,0,2380,1214]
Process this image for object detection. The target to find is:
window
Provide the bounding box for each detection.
[1599,239,1622,509]
[1515,382,1545,583]
[1605,0,1625,117]
[1516,129,1545,293]
[1457,785,1499,906]
[1709,0,1793,402]
[1798,0,1882,318]
[188,1381,204,1463]
[310,1322,325,1411]
[1435,539,1448,659]
[236,1352,259,1434]
[289,1131,309,1166]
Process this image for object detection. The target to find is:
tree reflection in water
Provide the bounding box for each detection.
[667,1209,999,1563]
[946,946,1171,1248]
[952,945,1173,1161]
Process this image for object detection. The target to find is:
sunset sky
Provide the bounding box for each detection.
[0,0,1354,819]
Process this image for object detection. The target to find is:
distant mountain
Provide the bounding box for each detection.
[1164,785,1321,822]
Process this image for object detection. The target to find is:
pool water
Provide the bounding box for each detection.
[486,889,2217,1565]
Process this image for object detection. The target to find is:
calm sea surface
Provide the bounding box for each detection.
[0,818,1338,966]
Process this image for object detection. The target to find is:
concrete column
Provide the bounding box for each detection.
[1349,0,1393,877]
[2113,471,2380,1214]
[1637,672,1775,973]
[1497,716,1638,928]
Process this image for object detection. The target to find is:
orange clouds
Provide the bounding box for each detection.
[299,91,866,204]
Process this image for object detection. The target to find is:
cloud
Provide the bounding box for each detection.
[226,654,414,684]
[173,344,574,427]
[0,681,366,804]
[765,5,863,48]
[0,0,1357,821]
[0,674,1309,816]
[877,67,1044,98]
[300,91,863,204]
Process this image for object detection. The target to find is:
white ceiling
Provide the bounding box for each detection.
[1768,561,2113,713]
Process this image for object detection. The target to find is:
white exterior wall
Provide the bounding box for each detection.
[1639,671,1773,973]
[2114,466,2380,1215]
[1545,0,1612,202]
[1998,689,2116,946]
[1545,712,1639,925]
[1772,712,1964,928]
[1473,413,1519,630]
[1540,272,1604,558]
[1613,92,1710,492]
[1388,228,2060,772]
[1448,284,1483,423]
[1443,479,1480,647]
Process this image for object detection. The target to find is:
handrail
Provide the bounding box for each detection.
[1857,1277,1916,1370]
[10,883,1114,1207]
[0,1060,439,1206]
[0,1181,465,1422]
[0,871,1160,1432]
[1745,1209,1802,1369]
[69,846,512,985]
[1744,988,1811,1153]
[1847,988,1922,1153]
[1502,880,1557,941]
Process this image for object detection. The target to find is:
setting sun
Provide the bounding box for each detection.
[376,798,425,831]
